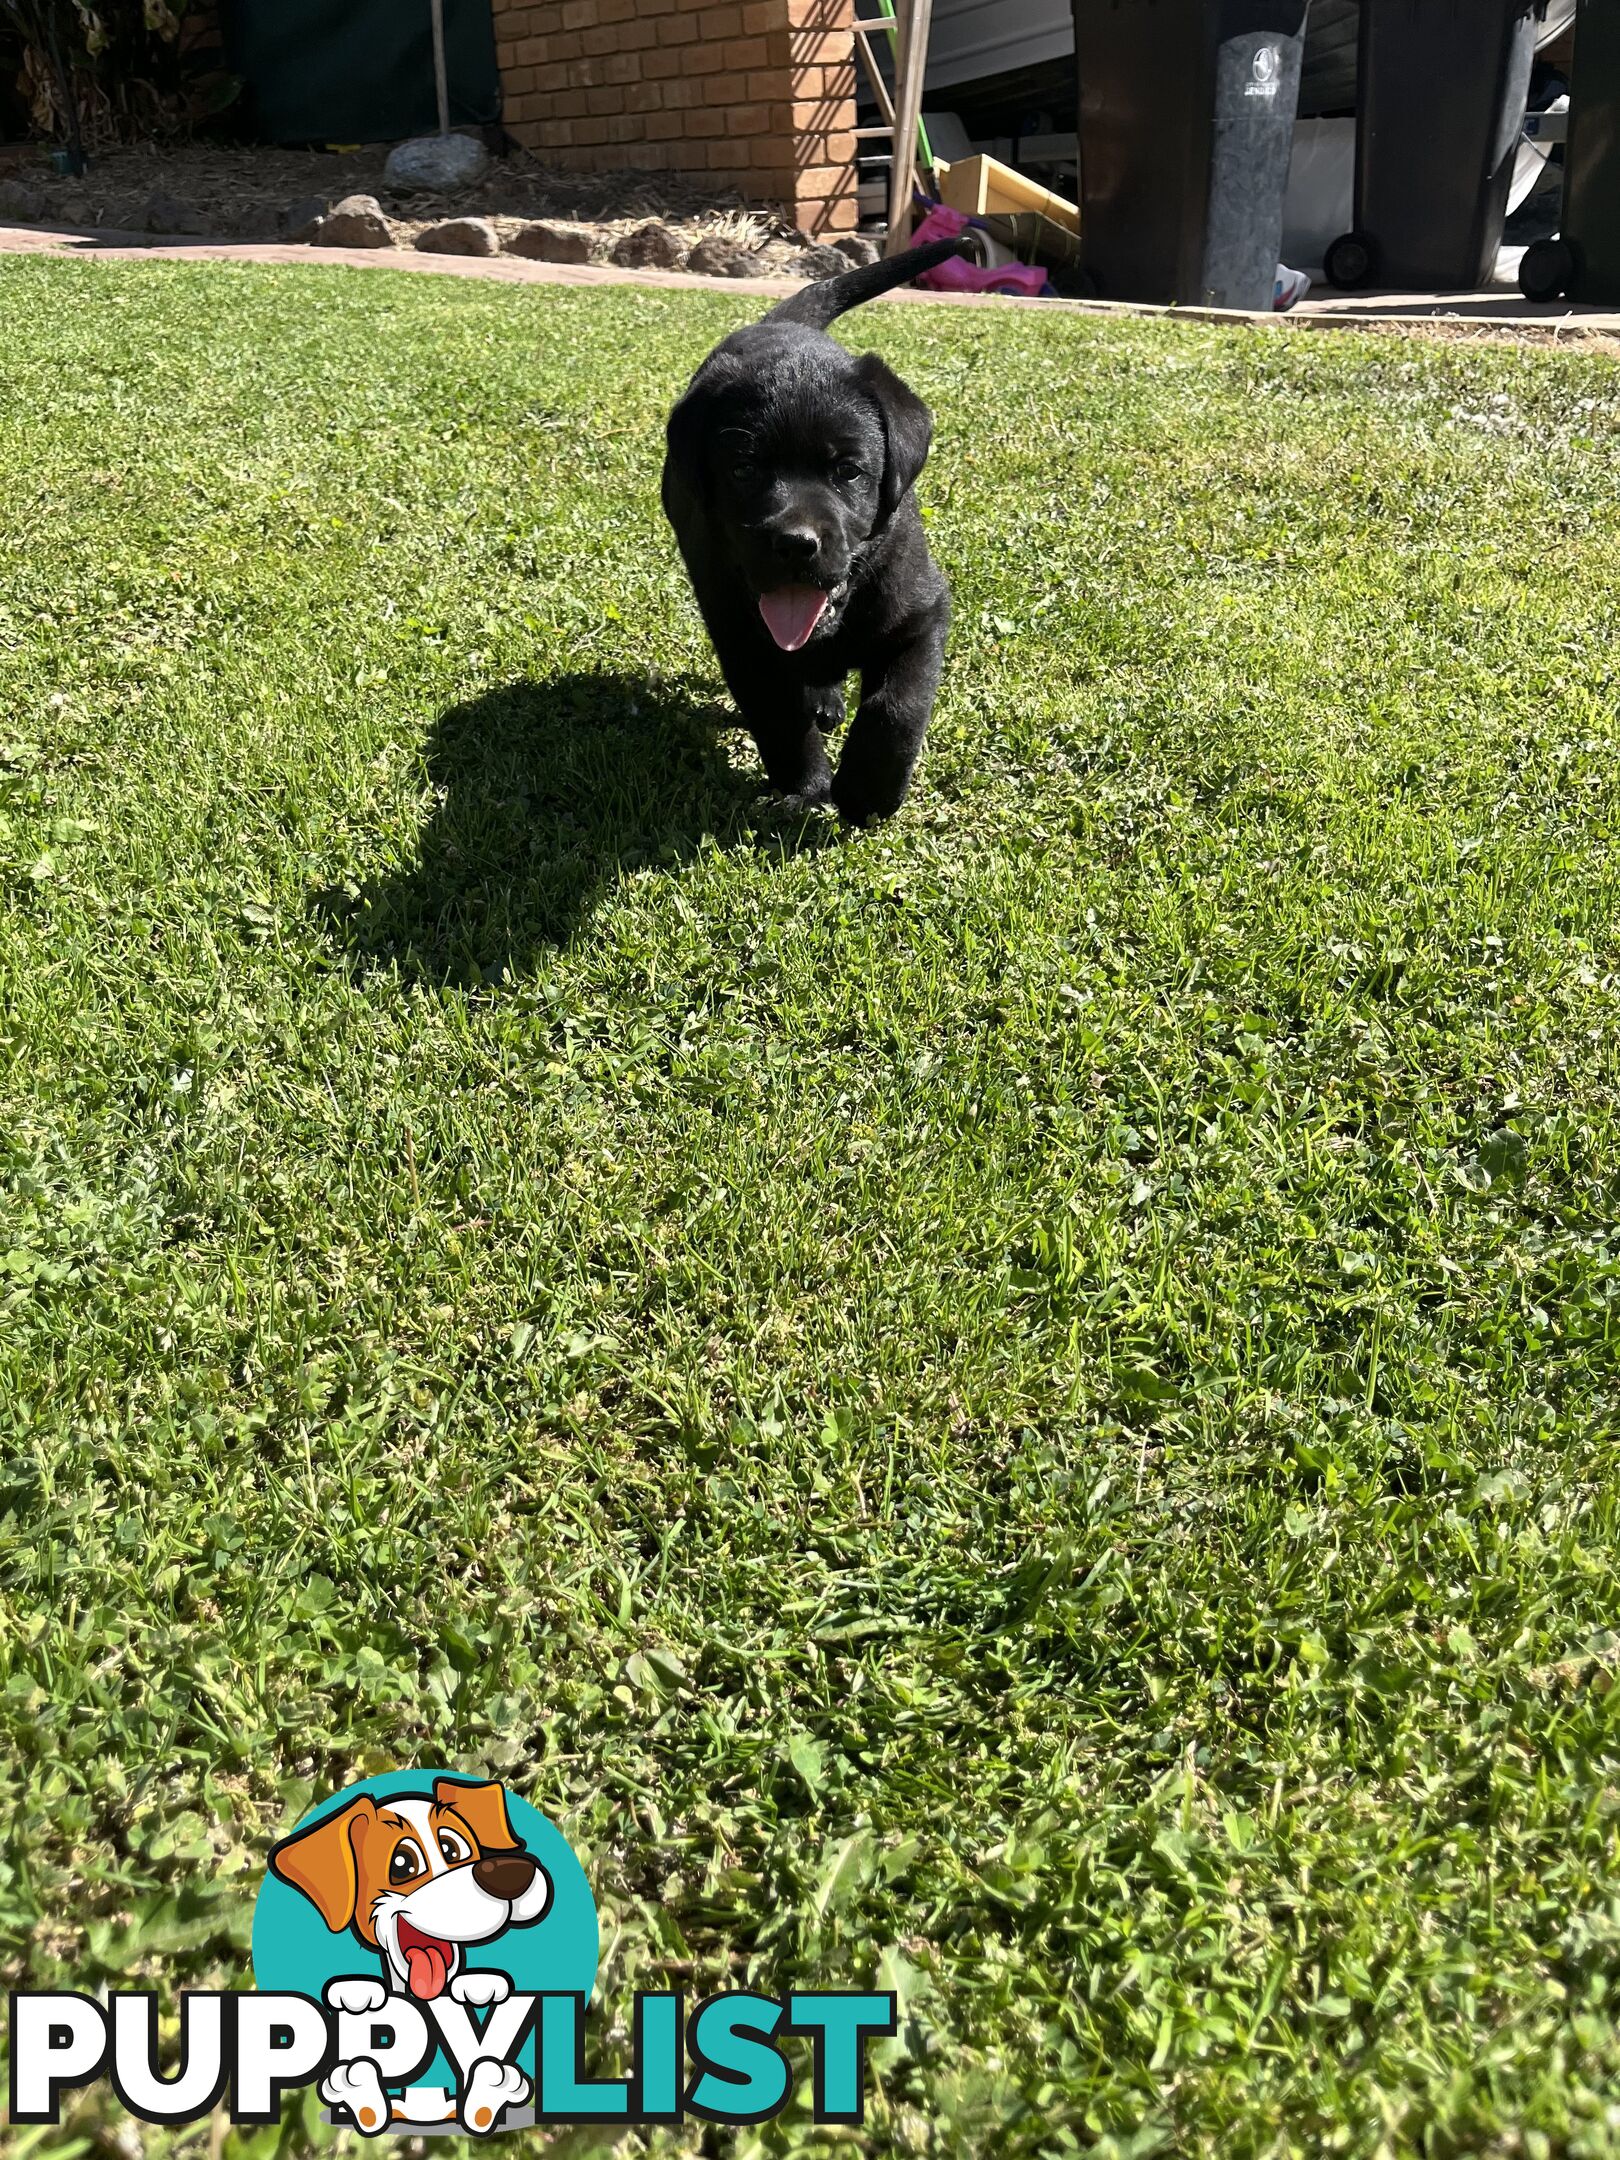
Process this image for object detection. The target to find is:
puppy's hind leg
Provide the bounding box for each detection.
[321,2061,392,2137]
[461,2060,530,2135]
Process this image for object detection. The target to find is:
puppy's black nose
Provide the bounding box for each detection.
[771,526,821,565]
[473,1849,537,1900]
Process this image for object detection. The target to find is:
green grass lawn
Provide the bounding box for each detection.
[3,254,1620,2159]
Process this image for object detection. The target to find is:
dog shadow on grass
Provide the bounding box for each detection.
[312,669,836,982]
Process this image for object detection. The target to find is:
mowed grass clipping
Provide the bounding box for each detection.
[2,254,1620,2160]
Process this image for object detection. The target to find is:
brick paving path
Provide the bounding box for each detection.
[5,221,1619,343]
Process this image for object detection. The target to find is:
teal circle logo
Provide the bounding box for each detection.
[252,1771,597,2126]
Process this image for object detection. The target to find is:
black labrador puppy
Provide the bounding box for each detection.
[661,238,967,823]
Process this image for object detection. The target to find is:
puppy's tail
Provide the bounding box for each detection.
[765,237,971,330]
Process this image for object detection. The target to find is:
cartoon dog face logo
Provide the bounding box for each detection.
[269,1777,553,2002]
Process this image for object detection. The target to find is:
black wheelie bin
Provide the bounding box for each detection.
[1073,0,1310,313]
[1520,0,1620,302]
[1324,0,1543,291]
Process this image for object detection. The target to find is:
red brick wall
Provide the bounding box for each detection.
[492,0,857,236]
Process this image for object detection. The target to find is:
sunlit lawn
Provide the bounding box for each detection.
[4,255,1620,2156]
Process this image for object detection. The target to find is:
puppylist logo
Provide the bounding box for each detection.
[9,1771,896,2136]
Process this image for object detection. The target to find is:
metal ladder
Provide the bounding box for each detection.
[851,0,936,256]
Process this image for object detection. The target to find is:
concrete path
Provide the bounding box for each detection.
[5,219,1619,345]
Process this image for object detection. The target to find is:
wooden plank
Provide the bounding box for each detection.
[854,32,896,124]
[884,0,933,255]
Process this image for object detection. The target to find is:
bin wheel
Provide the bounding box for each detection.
[1324,230,1377,291]
[1519,236,1574,302]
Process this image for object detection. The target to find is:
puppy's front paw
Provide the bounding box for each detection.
[322,2060,391,2136]
[461,2059,529,2134]
[324,1977,389,2016]
[831,765,909,827]
[450,1969,511,2008]
[775,787,834,817]
[829,787,889,827]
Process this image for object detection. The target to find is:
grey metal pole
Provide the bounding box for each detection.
[430,0,450,135]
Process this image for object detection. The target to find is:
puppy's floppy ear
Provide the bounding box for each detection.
[435,1777,521,1853]
[664,388,704,491]
[269,1796,374,1932]
[856,352,933,523]
[661,375,723,538]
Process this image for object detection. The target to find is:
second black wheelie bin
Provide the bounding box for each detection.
[1325,0,1543,291]
[1073,0,1310,313]
[1520,0,1620,303]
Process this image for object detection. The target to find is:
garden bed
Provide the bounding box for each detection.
[0,137,860,274]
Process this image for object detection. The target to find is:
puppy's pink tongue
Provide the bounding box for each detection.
[759,585,828,652]
[406,1943,450,2000]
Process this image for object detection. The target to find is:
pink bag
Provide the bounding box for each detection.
[908,202,1053,299]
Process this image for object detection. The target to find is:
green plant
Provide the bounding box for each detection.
[0,0,235,149]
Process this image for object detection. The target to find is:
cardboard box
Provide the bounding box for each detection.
[935,154,1080,238]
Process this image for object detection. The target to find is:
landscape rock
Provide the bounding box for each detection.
[685,234,760,279]
[415,215,499,257]
[383,133,491,193]
[609,219,684,270]
[796,243,855,281]
[0,179,45,222]
[314,194,394,248]
[143,190,209,235]
[505,219,596,264]
[276,193,329,241]
[833,233,880,266]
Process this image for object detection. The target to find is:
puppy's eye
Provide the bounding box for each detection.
[389,1841,425,1884]
[731,457,760,483]
[438,1829,471,1865]
[834,458,866,484]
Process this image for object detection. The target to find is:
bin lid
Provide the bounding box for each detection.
[1296,0,1574,120]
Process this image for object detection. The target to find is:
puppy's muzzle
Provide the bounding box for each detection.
[769,524,821,568]
[750,517,838,586]
[472,1848,540,1900]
